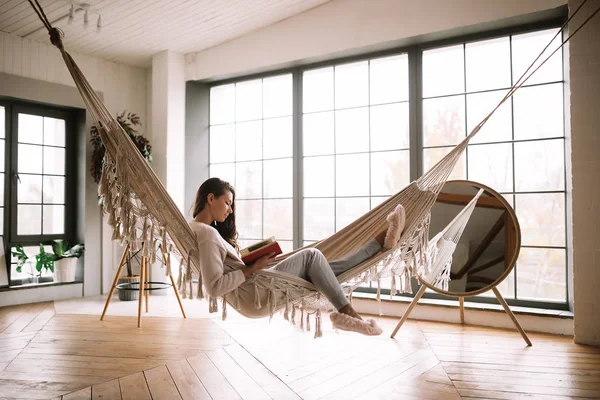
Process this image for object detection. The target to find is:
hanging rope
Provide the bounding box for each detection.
[470,0,598,142]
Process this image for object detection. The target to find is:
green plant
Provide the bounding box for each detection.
[11,241,84,279]
[52,240,85,261]
[11,245,54,277]
[35,245,55,274]
[12,245,31,275]
[90,111,152,184]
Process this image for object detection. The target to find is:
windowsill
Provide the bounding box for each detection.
[352,291,574,319]
[0,280,83,292]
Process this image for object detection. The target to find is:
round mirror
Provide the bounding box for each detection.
[418,180,521,297]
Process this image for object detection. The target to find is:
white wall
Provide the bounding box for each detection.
[149,51,186,285]
[151,51,186,214]
[185,0,566,81]
[0,33,146,120]
[0,32,147,300]
[355,296,573,336]
[0,283,83,308]
[568,0,600,347]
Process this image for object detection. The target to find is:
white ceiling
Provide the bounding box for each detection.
[0,0,331,67]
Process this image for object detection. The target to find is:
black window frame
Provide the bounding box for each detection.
[0,98,79,286]
[203,13,570,310]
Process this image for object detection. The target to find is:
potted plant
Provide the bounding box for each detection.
[52,240,85,283]
[90,111,152,185]
[12,245,55,284]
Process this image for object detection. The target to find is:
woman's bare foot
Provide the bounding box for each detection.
[338,304,362,320]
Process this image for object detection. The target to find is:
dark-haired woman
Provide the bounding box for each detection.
[188,177,405,336]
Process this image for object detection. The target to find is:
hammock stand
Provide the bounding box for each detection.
[24,0,599,338]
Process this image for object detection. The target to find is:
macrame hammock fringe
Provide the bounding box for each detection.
[25,0,599,337]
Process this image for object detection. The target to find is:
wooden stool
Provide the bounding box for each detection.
[100,244,186,327]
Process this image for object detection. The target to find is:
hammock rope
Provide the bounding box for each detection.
[26,0,599,336]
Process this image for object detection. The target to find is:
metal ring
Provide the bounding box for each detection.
[115,281,172,291]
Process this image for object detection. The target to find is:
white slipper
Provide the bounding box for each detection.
[383,204,406,250]
[330,312,383,336]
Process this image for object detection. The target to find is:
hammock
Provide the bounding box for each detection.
[26,0,598,337]
[420,188,485,292]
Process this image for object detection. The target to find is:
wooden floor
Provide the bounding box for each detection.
[1,301,599,399]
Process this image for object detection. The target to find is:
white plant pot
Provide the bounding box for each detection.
[53,258,77,283]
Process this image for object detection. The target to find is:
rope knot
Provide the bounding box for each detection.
[49,27,64,49]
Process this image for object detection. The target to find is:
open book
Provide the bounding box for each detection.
[240,236,282,264]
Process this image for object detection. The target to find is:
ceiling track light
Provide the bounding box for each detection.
[23,1,104,38]
[66,3,102,32]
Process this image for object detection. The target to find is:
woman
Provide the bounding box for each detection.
[189,177,405,336]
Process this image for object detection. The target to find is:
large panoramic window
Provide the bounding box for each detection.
[207,23,568,309]
[421,28,566,304]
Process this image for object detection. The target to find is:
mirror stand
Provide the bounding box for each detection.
[390,279,532,346]
[388,180,533,346]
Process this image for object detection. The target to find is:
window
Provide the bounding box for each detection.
[209,75,294,253]
[421,28,566,304]
[0,100,77,285]
[302,55,410,247]
[206,21,568,309]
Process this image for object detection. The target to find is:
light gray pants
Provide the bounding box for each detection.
[273,239,382,310]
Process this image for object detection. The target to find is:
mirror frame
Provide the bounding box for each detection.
[418,179,522,298]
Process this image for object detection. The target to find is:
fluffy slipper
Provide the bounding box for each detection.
[330,312,383,336]
[383,204,406,250]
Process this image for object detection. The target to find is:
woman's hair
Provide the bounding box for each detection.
[192,177,239,250]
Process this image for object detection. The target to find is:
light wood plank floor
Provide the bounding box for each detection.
[1,300,599,399]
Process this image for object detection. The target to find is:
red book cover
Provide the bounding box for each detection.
[241,242,282,264]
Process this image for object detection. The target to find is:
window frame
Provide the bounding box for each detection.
[207,75,297,253]
[0,98,79,286]
[299,56,412,244]
[206,15,570,310]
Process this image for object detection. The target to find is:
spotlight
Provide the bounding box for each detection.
[66,3,101,32]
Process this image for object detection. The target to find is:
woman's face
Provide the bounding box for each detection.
[209,190,234,223]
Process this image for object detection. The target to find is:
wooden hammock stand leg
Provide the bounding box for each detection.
[390,284,427,338]
[390,284,532,346]
[100,244,187,327]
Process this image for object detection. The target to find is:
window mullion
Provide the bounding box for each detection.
[293,70,303,249]
[409,47,422,180]
[9,106,19,243]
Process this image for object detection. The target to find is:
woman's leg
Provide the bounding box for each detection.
[273,240,384,320]
[329,203,406,276]
[329,239,382,276]
[273,248,350,311]
[274,250,382,335]
[327,239,382,319]
[272,204,405,326]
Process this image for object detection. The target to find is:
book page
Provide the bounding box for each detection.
[245,237,274,253]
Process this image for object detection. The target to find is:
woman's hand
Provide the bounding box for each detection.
[243,252,276,278]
